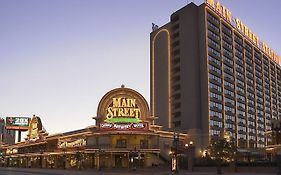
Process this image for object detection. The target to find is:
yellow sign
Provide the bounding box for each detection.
[206,0,232,23]
[96,87,150,125]
[105,97,141,123]
[206,0,280,64]
[27,115,43,141]
[235,18,259,46]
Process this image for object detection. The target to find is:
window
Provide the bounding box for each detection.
[208,37,220,49]
[208,46,220,57]
[236,86,244,94]
[237,102,245,109]
[210,120,222,127]
[225,106,235,113]
[236,94,245,102]
[238,133,246,139]
[223,48,233,57]
[209,73,222,83]
[226,114,235,121]
[224,72,234,81]
[210,101,222,110]
[224,97,235,106]
[209,82,222,92]
[237,118,246,125]
[210,129,221,136]
[210,110,222,119]
[210,92,222,101]
[207,21,219,32]
[235,49,243,57]
[224,89,234,97]
[208,55,221,66]
[140,140,148,149]
[222,24,232,35]
[237,110,245,116]
[224,64,233,73]
[208,30,220,41]
[222,32,232,42]
[207,13,219,24]
[225,122,235,130]
[224,80,234,89]
[116,139,127,148]
[209,65,222,74]
[248,121,256,128]
[223,56,233,65]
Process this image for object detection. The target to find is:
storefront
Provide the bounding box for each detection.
[0,86,187,169]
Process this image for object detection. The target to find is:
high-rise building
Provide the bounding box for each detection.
[150,0,280,152]
[0,118,16,145]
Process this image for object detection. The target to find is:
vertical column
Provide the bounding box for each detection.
[18,131,21,143]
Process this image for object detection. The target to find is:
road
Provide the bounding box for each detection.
[0,167,277,175]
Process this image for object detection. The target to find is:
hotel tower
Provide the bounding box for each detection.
[150,0,280,152]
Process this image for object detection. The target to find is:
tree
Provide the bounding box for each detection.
[207,135,237,174]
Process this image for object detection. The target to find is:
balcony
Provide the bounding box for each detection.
[86,144,159,150]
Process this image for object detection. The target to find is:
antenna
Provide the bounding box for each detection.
[152,23,159,31]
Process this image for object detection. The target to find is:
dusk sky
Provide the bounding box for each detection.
[1,0,280,138]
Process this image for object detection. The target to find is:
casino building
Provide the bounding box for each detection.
[151,0,281,154]
[0,87,187,169]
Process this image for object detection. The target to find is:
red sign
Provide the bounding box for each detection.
[100,122,148,131]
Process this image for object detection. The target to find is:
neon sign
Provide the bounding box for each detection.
[100,122,148,131]
[105,97,142,123]
[205,0,280,64]
[58,139,86,148]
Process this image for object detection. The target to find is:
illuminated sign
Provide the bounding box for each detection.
[105,97,141,123]
[96,87,151,131]
[27,115,43,141]
[100,122,148,131]
[171,155,177,172]
[6,148,18,155]
[205,0,280,64]
[5,117,30,131]
[58,139,86,148]
[206,0,232,23]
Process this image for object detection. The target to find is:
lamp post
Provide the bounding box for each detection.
[277,151,281,175]
[271,120,281,175]
[185,141,195,172]
[40,151,43,168]
[96,149,101,171]
[171,132,179,174]
[76,150,81,170]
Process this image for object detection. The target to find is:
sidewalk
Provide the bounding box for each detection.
[0,167,277,175]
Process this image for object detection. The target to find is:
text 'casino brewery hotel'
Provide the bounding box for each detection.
[151,0,280,154]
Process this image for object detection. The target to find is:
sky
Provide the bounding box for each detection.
[0,0,281,138]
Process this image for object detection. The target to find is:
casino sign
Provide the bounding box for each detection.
[95,86,152,131]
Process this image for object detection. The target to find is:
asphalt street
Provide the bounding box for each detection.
[0,167,277,175]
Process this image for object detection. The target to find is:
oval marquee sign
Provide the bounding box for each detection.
[96,87,150,131]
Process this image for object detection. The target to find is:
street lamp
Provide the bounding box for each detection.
[76,151,82,170]
[272,120,281,175]
[171,132,179,174]
[185,141,195,172]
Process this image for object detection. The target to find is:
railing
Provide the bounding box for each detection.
[86,144,159,150]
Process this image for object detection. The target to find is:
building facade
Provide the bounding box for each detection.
[151,0,281,153]
[0,118,16,145]
[0,87,187,169]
